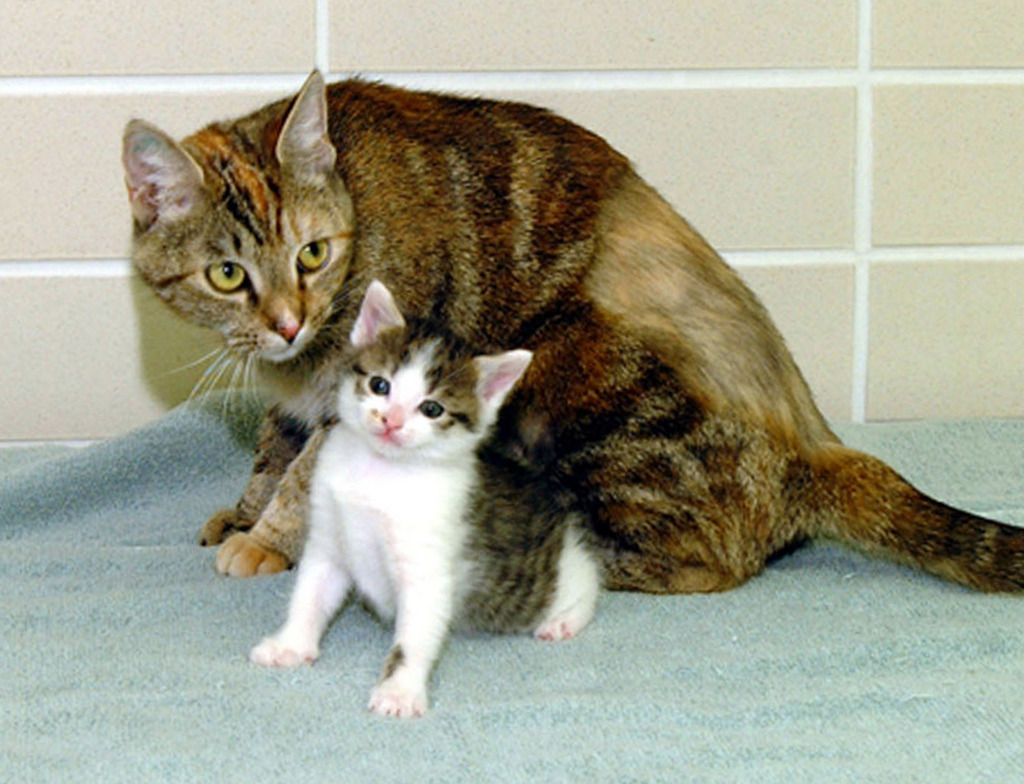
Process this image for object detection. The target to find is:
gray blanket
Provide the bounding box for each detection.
[3,397,1024,782]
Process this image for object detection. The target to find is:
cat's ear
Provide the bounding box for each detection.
[351,280,407,347]
[474,349,533,410]
[276,70,337,183]
[122,120,205,230]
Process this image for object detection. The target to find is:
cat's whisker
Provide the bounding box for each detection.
[223,357,245,419]
[188,348,237,408]
[243,353,263,407]
[329,269,374,313]
[185,348,225,404]
[161,343,227,378]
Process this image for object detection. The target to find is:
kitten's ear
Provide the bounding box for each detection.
[351,280,407,348]
[276,70,337,183]
[122,120,205,230]
[474,349,533,409]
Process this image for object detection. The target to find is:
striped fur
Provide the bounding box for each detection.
[124,72,1024,593]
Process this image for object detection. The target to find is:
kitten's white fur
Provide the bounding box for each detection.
[534,525,602,642]
[250,281,599,719]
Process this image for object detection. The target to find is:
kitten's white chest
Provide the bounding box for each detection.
[311,428,471,619]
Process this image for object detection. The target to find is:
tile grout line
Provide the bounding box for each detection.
[5,245,1024,278]
[5,67,1024,98]
[0,259,133,277]
[850,0,874,424]
[315,0,330,74]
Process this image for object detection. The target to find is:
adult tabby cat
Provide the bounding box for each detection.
[123,71,1024,593]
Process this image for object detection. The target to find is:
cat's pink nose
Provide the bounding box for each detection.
[275,319,302,343]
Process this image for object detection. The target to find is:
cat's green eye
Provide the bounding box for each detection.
[206,261,247,293]
[369,376,391,396]
[419,400,445,419]
[297,240,330,272]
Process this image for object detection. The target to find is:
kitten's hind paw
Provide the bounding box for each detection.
[368,678,428,719]
[249,637,319,669]
[215,532,291,577]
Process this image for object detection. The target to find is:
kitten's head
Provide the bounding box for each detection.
[340,280,532,462]
[122,71,354,364]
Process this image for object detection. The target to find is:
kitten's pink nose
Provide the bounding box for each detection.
[383,407,405,432]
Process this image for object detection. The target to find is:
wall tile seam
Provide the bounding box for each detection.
[5,248,1024,280]
[316,0,330,73]
[6,67,1024,96]
[850,0,874,423]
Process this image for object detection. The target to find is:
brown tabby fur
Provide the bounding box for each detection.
[124,72,1024,593]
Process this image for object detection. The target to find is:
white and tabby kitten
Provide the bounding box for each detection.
[250,280,601,718]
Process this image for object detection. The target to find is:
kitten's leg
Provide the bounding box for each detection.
[368,573,453,719]
[534,524,601,642]
[250,554,351,668]
[214,426,326,578]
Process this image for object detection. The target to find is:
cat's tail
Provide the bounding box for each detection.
[796,444,1024,592]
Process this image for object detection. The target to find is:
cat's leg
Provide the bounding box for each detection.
[368,572,454,719]
[214,424,325,578]
[534,523,601,642]
[200,406,308,547]
[250,553,351,668]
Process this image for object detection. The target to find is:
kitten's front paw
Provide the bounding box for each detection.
[534,607,592,642]
[249,637,319,668]
[215,532,291,577]
[368,677,428,719]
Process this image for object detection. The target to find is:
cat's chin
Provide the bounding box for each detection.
[251,322,318,364]
[259,334,314,364]
[260,344,306,363]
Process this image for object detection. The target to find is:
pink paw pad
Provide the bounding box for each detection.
[534,619,577,642]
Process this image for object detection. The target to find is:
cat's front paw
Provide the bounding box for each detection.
[198,508,251,546]
[215,532,291,577]
[368,677,428,719]
[249,637,319,668]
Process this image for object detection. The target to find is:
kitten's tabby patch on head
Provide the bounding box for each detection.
[125,72,1024,597]
[339,280,533,463]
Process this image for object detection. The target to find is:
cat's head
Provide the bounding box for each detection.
[339,280,532,461]
[122,71,354,364]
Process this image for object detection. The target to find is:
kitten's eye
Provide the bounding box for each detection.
[297,240,330,272]
[419,400,445,419]
[369,376,390,396]
[206,261,248,293]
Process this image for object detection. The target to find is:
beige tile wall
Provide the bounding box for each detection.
[0,1,1021,440]
[329,0,858,70]
[873,0,1024,67]
[868,261,1024,419]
